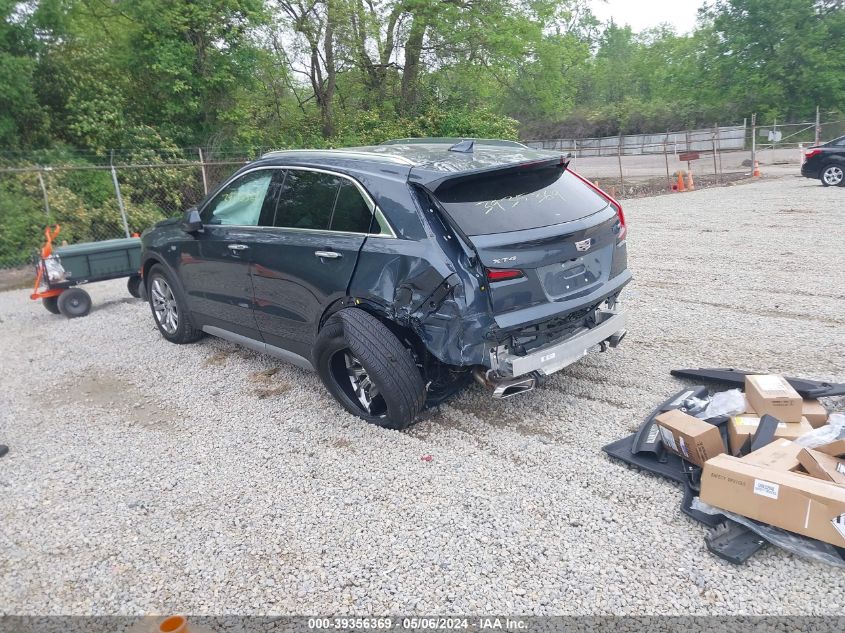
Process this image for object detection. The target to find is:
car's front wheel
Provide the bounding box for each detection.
[821,164,845,187]
[314,309,426,430]
[146,264,203,344]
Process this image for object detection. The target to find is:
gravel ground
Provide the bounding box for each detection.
[1,175,844,616]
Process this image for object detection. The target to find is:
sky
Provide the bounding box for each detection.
[590,0,704,34]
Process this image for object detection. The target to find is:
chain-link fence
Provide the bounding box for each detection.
[0,154,249,270]
[523,115,845,199]
[1,115,843,271]
[524,124,748,156]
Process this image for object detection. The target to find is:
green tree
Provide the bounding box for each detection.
[701,0,845,120]
[0,0,47,147]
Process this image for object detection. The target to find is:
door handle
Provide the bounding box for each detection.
[314,251,341,259]
[228,244,249,251]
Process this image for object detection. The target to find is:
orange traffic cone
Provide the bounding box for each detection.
[676,171,686,192]
[752,160,761,177]
[686,170,695,191]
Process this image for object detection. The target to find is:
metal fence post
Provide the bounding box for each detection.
[198,147,209,196]
[815,105,821,146]
[617,133,624,196]
[715,123,723,180]
[711,125,719,184]
[664,132,671,191]
[109,156,131,238]
[36,168,51,219]
[751,113,757,172]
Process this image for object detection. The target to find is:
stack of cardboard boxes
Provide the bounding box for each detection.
[654,374,845,548]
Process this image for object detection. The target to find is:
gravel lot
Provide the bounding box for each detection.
[1,175,844,616]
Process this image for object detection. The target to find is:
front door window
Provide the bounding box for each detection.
[201,170,277,226]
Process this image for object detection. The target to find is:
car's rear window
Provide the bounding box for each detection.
[434,166,608,236]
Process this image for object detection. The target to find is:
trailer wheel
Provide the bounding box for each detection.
[57,287,92,318]
[42,296,61,314]
[127,275,142,298]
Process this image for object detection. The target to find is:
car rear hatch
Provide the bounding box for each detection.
[414,158,629,332]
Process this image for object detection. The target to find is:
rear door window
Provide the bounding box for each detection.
[272,170,339,230]
[434,166,608,236]
[330,181,373,233]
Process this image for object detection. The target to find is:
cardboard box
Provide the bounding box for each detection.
[654,409,725,467]
[802,399,829,428]
[727,415,813,454]
[745,374,803,422]
[743,439,803,471]
[701,454,845,547]
[798,449,845,484]
[819,439,845,458]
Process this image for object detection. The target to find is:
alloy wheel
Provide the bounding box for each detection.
[344,352,380,413]
[151,277,179,335]
[823,166,844,186]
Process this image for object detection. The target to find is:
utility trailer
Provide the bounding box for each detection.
[31,225,143,318]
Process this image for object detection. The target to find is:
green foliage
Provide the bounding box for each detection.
[1,0,844,268]
[0,0,48,147]
[330,107,519,147]
[0,173,44,267]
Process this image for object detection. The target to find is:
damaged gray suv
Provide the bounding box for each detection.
[140,139,630,429]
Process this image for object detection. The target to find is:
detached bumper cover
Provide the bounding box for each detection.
[494,309,626,378]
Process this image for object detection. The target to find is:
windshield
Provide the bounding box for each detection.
[434,167,608,236]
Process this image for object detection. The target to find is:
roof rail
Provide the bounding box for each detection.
[259,148,415,166]
[381,137,528,149]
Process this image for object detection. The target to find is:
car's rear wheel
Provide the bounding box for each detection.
[146,264,203,344]
[314,309,426,430]
[821,164,844,187]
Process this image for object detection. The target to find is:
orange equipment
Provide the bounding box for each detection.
[31,225,64,300]
[676,171,687,192]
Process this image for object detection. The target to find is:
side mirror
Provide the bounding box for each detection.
[182,207,203,233]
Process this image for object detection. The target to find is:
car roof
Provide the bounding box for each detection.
[259,141,556,175]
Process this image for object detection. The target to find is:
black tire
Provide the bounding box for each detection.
[820,164,845,187]
[313,309,426,430]
[127,275,142,298]
[146,264,203,344]
[57,287,92,318]
[42,296,61,314]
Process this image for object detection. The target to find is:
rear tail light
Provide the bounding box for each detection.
[486,268,524,282]
[805,149,822,159]
[568,168,627,241]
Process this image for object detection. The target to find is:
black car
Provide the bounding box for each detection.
[801,135,845,186]
[140,139,630,429]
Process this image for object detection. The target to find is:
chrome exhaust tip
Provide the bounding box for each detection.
[492,377,536,399]
[472,367,536,399]
[609,329,627,348]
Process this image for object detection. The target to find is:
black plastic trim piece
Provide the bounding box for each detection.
[671,367,845,398]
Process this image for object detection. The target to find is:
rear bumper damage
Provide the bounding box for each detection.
[475,307,627,398]
[493,309,626,378]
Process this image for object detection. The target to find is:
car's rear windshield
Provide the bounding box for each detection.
[434,166,608,236]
